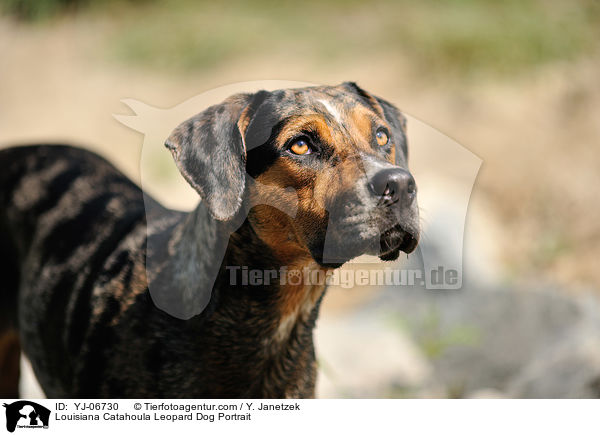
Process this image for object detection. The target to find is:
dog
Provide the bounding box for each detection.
[0,82,419,398]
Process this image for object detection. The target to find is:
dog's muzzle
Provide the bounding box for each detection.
[369,167,419,260]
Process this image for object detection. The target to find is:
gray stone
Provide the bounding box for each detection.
[315,315,433,398]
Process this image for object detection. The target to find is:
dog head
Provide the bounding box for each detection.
[166,82,419,267]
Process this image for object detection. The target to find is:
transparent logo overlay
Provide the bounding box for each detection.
[114,80,481,320]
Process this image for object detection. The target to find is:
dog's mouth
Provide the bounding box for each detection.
[309,217,420,267]
[378,225,419,261]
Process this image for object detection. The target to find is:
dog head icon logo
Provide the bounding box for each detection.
[3,401,50,432]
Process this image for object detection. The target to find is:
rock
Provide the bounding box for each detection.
[362,285,600,398]
[507,328,600,398]
[315,314,433,398]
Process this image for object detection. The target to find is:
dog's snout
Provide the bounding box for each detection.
[368,168,416,206]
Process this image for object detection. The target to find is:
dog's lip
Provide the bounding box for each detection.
[399,231,419,254]
[379,225,419,260]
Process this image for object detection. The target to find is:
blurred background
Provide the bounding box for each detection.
[1,0,599,398]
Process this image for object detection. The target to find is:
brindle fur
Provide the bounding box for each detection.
[0,83,418,398]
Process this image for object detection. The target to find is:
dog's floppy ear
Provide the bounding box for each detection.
[341,82,409,165]
[165,91,269,220]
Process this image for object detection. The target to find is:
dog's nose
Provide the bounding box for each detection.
[368,168,416,206]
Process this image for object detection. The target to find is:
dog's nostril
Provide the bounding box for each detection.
[369,168,416,205]
[407,180,416,195]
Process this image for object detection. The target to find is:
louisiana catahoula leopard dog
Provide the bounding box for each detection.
[0,82,419,398]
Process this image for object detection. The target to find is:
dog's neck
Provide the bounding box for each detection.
[150,203,329,397]
[225,215,329,343]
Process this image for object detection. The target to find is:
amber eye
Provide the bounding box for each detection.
[289,139,311,155]
[376,129,389,146]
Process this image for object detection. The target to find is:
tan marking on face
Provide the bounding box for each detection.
[348,105,376,146]
[277,114,335,147]
[389,143,396,164]
[346,104,396,164]
[249,205,312,265]
[249,153,318,263]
